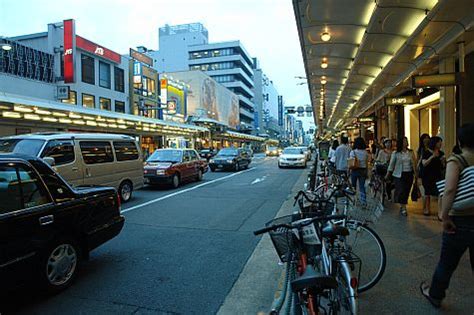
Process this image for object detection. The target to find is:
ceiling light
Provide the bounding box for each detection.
[321,59,328,69]
[321,32,331,42]
[321,78,327,85]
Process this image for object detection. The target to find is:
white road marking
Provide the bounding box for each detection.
[251,175,267,185]
[121,167,256,214]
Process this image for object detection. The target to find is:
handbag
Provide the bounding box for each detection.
[348,152,359,170]
[436,154,474,211]
[411,181,421,202]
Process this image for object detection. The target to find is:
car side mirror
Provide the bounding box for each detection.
[43,157,56,166]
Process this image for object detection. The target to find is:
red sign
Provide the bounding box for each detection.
[76,36,121,64]
[63,19,75,83]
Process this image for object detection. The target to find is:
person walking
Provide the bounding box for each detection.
[350,137,369,203]
[328,139,338,169]
[376,138,393,200]
[387,137,417,216]
[335,136,351,177]
[417,133,431,214]
[420,123,474,308]
[421,136,446,216]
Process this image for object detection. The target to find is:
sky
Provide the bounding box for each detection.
[0,0,313,128]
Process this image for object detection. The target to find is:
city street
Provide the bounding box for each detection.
[1,155,306,314]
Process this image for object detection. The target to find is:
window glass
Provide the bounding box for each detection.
[113,141,139,161]
[99,61,111,89]
[0,139,45,156]
[40,140,75,165]
[82,94,95,108]
[114,67,125,92]
[183,151,191,162]
[29,160,75,203]
[115,101,125,113]
[188,150,199,160]
[147,150,182,163]
[80,141,114,164]
[61,90,77,105]
[17,165,51,209]
[81,54,95,85]
[99,97,111,111]
[0,165,22,214]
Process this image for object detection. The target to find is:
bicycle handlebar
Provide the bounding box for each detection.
[253,214,346,236]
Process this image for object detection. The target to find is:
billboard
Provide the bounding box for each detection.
[166,71,240,128]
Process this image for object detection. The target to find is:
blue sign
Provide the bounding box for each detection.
[133,61,142,76]
[278,96,283,126]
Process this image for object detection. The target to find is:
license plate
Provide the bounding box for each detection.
[218,165,223,168]
[301,223,321,245]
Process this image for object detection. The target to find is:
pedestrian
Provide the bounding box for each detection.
[328,139,338,169]
[335,136,351,177]
[350,137,369,203]
[387,137,417,216]
[376,138,393,200]
[417,134,431,210]
[420,123,474,308]
[421,136,446,216]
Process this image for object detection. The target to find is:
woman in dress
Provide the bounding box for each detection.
[421,136,446,216]
[387,137,417,216]
[418,133,431,213]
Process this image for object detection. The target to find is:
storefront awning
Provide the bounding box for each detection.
[0,92,208,137]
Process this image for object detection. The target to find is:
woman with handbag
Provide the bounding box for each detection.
[420,123,474,308]
[386,137,417,216]
[421,136,446,216]
[349,137,369,204]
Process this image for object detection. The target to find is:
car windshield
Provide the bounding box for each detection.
[0,139,45,156]
[268,147,278,151]
[147,150,182,163]
[283,148,303,155]
[217,148,238,156]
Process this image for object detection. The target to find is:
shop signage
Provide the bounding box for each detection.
[76,36,121,64]
[130,48,153,67]
[384,95,420,106]
[411,73,462,88]
[133,61,142,84]
[63,19,75,83]
[167,100,177,114]
[160,79,168,108]
[57,86,70,100]
[357,116,375,123]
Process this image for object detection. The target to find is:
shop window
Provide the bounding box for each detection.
[115,101,125,113]
[79,141,114,164]
[81,54,95,85]
[113,141,139,161]
[99,61,111,89]
[82,93,95,108]
[99,97,111,111]
[114,67,125,92]
[61,90,77,105]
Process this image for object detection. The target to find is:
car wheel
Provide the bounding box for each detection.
[278,163,283,169]
[39,239,79,292]
[119,181,133,203]
[171,174,180,188]
[196,169,203,181]
[234,163,240,172]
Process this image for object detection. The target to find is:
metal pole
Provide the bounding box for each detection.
[458,41,465,128]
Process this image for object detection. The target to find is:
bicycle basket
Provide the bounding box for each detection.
[265,214,300,262]
[299,193,334,216]
[346,196,384,223]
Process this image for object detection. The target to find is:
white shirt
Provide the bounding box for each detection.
[350,149,368,169]
[401,151,413,171]
[328,147,336,163]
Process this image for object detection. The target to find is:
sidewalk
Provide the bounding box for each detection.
[218,182,473,314]
[360,198,474,314]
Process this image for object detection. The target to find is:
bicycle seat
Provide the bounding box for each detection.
[322,223,349,238]
[291,265,338,292]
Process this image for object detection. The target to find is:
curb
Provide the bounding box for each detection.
[217,167,310,315]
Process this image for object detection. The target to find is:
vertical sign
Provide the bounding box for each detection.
[63,19,76,83]
[160,79,168,108]
[278,95,283,126]
[133,61,142,84]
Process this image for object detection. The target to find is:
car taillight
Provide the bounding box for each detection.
[117,193,122,212]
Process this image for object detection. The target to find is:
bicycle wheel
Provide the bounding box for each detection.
[344,221,386,293]
[335,259,358,314]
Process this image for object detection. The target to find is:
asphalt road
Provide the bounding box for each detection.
[1,154,306,315]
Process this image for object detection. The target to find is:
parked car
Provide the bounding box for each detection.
[278,147,307,168]
[0,154,124,293]
[144,149,208,188]
[265,146,280,157]
[209,148,251,172]
[0,133,144,202]
[199,148,217,161]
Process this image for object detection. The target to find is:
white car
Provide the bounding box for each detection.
[295,146,311,161]
[278,147,307,168]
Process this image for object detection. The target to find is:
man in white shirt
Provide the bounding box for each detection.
[335,136,351,175]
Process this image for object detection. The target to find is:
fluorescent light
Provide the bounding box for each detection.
[86,121,98,126]
[59,118,72,124]
[108,124,118,128]
[42,117,58,122]
[14,106,33,113]
[82,115,95,120]
[53,112,67,117]
[72,120,85,125]
[24,114,41,120]
[98,123,108,127]
[2,111,21,118]
[35,109,51,115]
[69,113,82,119]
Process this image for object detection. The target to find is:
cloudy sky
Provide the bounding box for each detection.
[0,0,313,128]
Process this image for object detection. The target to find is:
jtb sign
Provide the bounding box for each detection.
[63,19,75,83]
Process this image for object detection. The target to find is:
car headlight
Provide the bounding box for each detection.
[209,159,214,163]
[266,151,270,154]
[226,159,234,163]
[156,169,165,175]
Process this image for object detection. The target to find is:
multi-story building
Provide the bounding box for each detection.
[148,23,256,132]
